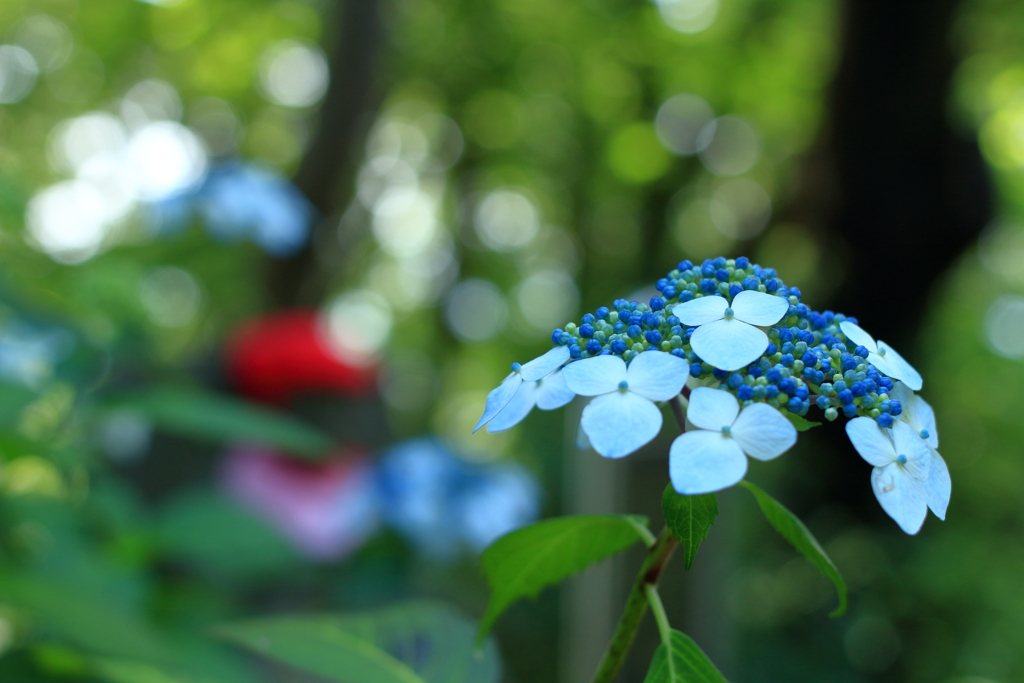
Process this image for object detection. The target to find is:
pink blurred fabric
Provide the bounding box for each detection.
[222,444,379,561]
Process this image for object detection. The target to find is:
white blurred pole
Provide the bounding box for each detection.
[559,400,627,683]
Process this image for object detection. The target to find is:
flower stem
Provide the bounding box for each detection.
[670,395,688,433]
[590,527,679,683]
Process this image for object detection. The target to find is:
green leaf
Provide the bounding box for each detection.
[643,629,728,683]
[661,485,718,570]
[783,411,821,431]
[478,514,651,640]
[93,657,228,683]
[215,600,499,683]
[739,481,848,616]
[0,574,170,662]
[116,387,333,458]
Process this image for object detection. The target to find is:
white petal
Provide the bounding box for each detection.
[669,430,748,495]
[535,369,576,410]
[866,351,896,379]
[845,417,896,467]
[730,403,797,461]
[891,420,930,481]
[913,394,938,449]
[521,345,571,381]
[876,341,922,391]
[731,291,790,326]
[487,381,539,433]
[673,295,727,326]
[924,447,950,520]
[473,372,522,433]
[625,350,690,401]
[562,355,627,396]
[686,387,740,432]
[690,318,769,371]
[580,391,663,459]
[870,463,928,535]
[839,321,878,352]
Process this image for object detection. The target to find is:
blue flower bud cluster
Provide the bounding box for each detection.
[549,256,900,427]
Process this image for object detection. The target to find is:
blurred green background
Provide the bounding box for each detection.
[0,0,1021,680]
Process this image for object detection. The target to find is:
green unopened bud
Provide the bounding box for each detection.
[565,322,578,334]
[825,407,838,421]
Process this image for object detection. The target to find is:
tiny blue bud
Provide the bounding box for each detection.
[728,373,744,389]
[645,330,662,345]
[701,262,716,277]
[627,325,642,339]
[729,284,743,298]
[551,329,563,344]
[854,345,870,358]
[877,413,895,428]
[850,381,867,397]
[737,385,754,400]
[586,339,602,354]
[816,395,831,410]
[779,377,797,394]
[715,268,730,282]
[795,386,809,400]
[580,324,595,338]
[780,353,794,367]
[596,307,610,320]
[690,362,704,377]
[610,339,627,355]
[511,362,522,372]
[569,344,582,359]
[890,400,902,416]
[618,380,629,390]
[838,389,854,405]
[787,397,803,412]
[713,256,727,268]
[766,368,782,383]
[662,287,677,299]
[650,296,665,311]
[842,403,859,417]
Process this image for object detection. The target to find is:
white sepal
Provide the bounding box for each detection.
[669,430,748,494]
[562,355,627,396]
[730,290,790,327]
[730,403,797,461]
[580,391,663,459]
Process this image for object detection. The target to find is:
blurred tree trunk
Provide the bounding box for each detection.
[789,0,992,514]
[265,0,385,308]
[820,0,992,343]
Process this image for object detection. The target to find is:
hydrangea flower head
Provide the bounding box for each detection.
[473,256,948,535]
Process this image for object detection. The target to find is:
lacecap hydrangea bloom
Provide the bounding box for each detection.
[474,256,949,534]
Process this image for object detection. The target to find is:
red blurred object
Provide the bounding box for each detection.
[227,310,377,404]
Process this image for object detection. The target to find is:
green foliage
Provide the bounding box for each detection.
[115,387,334,457]
[0,574,170,662]
[478,515,652,639]
[739,481,847,617]
[782,412,821,431]
[215,601,500,683]
[643,630,729,683]
[661,485,718,570]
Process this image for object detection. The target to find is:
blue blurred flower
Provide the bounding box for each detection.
[377,438,541,559]
[150,161,315,257]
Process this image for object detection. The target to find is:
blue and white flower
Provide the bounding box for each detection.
[487,369,575,433]
[839,321,922,391]
[846,417,931,534]
[669,387,797,494]
[890,383,949,520]
[473,346,571,433]
[562,351,690,458]
[673,291,790,371]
